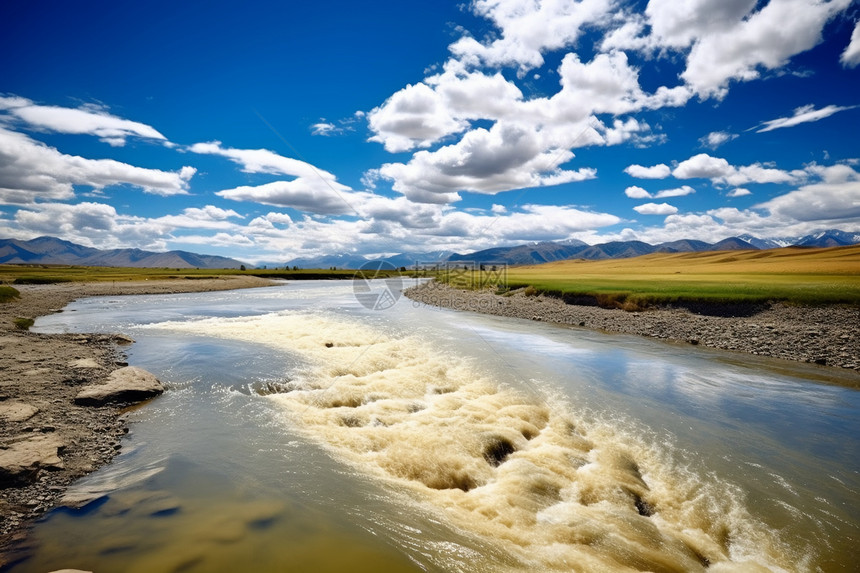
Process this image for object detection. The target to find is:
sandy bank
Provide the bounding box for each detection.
[405,281,860,375]
[0,276,278,564]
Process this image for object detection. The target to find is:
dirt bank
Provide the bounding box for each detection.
[0,276,277,565]
[405,281,860,374]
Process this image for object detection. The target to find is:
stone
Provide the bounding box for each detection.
[111,334,135,345]
[0,433,66,486]
[69,358,102,369]
[0,401,39,422]
[74,366,165,406]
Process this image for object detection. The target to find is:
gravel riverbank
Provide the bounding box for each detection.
[0,276,277,565]
[405,281,860,375]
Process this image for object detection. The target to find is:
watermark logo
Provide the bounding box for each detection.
[352,261,402,310]
[441,261,508,290]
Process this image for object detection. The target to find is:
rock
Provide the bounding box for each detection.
[74,366,164,406]
[69,358,102,369]
[0,401,39,422]
[111,334,135,345]
[0,434,66,486]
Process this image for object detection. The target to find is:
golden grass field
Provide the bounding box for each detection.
[447,245,860,308]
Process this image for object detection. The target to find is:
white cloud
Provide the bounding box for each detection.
[377,122,596,203]
[310,122,338,136]
[624,163,671,179]
[215,180,363,215]
[604,1,852,99]
[757,165,860,221]
[655,185,695,198]
[841,20,860,67]
[190,141,358,213]
[624,185,652,198]
[0,96,167,146]
[700,131,738,149]
[755,103,858,132]
[673,154,734,179]
[643,0,760,51]
[0,127,193,204]
[633,202,678,215]
[155,205,243,229]
[672,153,797,186]
[727,188,752,197]
[449,0,615,73]
[681,0,851,98]
[367,82,468,152]
[189,141,340,181]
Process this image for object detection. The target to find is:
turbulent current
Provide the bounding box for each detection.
[155,310,798,572]
[18,281,859,572]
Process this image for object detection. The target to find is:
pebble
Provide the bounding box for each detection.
[405,283,860,373]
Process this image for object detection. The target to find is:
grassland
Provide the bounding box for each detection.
[441,245,860,309]
[0,265,403,284]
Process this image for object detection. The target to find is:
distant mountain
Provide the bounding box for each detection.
[736,234,787,250]
[449,241,589,265]
[707,237,756,251]
[655,239,712,252]
[0,237,245,269]
[284,253,371,270]
[794,229,860,247]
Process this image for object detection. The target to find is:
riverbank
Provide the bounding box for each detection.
[0,276,277,565]
[405,281,860,375]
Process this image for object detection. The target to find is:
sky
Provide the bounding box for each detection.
[1,0,859,264]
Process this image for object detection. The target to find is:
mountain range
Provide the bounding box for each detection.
[0,236,245,269]
[1,230,858,270]
[283,229,860,268]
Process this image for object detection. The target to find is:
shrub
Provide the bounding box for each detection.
[523,285,538,297]
[14,317,34,330]
[0,285,20,303]
[12,276,73,285]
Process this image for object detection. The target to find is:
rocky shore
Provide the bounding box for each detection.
[405,281,860,376]
[0,276,276,565]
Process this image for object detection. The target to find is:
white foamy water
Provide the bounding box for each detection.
[153,310,802,572]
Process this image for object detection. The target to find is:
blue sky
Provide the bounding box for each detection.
[1,0,859,264]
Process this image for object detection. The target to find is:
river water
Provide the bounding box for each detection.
[14,279,860,572]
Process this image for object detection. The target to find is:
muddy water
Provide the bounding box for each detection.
[17,280,860,572]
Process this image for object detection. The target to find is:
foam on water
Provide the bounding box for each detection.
[154,311,807,572]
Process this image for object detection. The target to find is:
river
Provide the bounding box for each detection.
[14,279,860,572]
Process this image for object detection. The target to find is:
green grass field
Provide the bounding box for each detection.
[0,265,406,285]
[441,245,860,309]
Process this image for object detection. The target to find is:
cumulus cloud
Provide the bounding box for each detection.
[755,103,858,132]
[449,0,615,73]
[377,122,596,203]
[841,20,860,67]
[672,153,798,186]
[625,185,652,198]
[633,202,678,215]
[655,185,696,198]
[681,0,851,97]
[0,127,193,204]
[367,82,468,152]
[0,96,167,146]
[756,165,860,221]
[366,22,690,200]
[624,163,671,179]
[602,1,852,99]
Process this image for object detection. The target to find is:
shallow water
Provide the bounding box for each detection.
[14,280,860,572]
